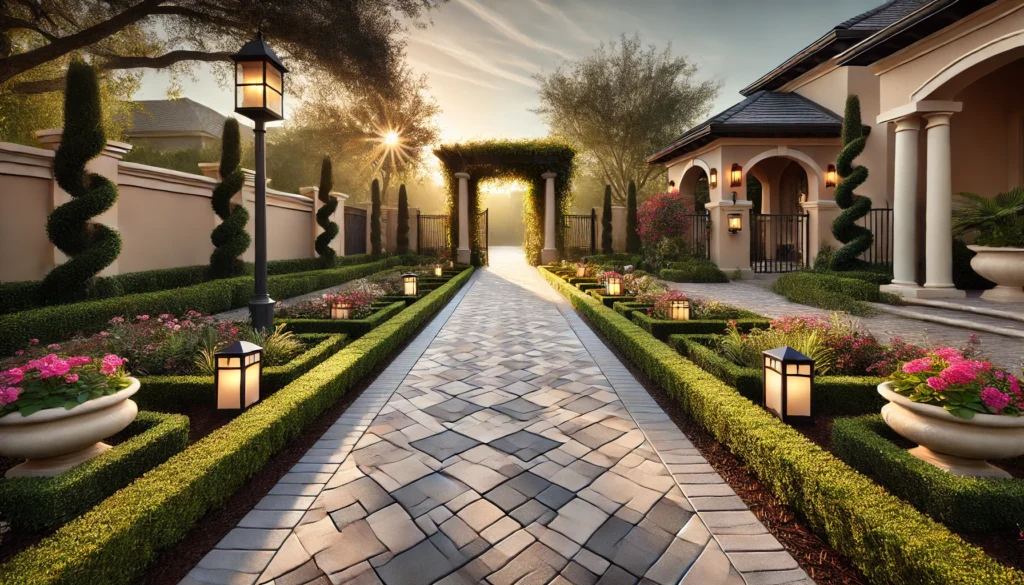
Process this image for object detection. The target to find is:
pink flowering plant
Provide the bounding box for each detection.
[280,291,376,320]
[0,353,130,418]
[641,291,749,320]
[637,191,697,245]
[888,348,1022,419]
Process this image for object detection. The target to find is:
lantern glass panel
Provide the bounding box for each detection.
[764,358,783,417]
[709,169,718,188]
[435,265,443,277]
[606,277,621,296]
[244,356,260,408]
[266,65,282,92]
[669,300,689,321]
[266,87,282,116]
[787,375,811,417]
[403,275,418,296]
[331,301,351,320]
[728,214,742,233]
[217,368,241,409]
[576,266,586,277]
[730,165,742,187]
[238,62,263,84]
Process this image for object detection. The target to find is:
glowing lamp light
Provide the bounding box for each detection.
[826,164,838,188]
[669,299,690,321]
[709,168,718,189]
[230,33,287,122]
[576,265,587,278]
[762,346,814,424]
[434,264,443,277]
[730,163,743,187]
[605,274,622,296]
[330,299,352,320]
[403,273,419,296]
[728,213,743,233]
[215,341,262,410]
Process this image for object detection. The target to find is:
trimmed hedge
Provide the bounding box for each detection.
[811,269,893,285]
[539,266,1022,585]
[0,259,397,355]
[0,411,189,532]
[772,271,897,316]
[280,302,406,337]
[633,311,769,340]
[587,289,635,308]
[833,416,1024,533]
[660,258,729,283]
[0,267,475,585]
[612,301,650,319]
[133,333,348,413]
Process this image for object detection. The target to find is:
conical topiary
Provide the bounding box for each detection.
[371,179,382,255]
[314,156,338,266]
[601,185,613,254]
[397,184,410,254]
[209,119,250,278]
[626,180,640,253]
[829,94,873,270]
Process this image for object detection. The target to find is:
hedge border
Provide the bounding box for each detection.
[587,289,635,308]
[280,302,406,336]
[772,271,898,316]
[538,266,1022,585]
[632,311,769,340]
[833,415,1024,533]
[0,411,189,532]
[0,267,474,585]
[612,301,649,319]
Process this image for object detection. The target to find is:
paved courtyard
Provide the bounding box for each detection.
[180,247,809,585]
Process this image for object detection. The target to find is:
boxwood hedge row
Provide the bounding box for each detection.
[280,302,406,337]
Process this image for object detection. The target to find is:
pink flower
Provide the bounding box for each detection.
[1,368,24,385]
[933,347,964,364]
[136,315,150,321]
[109,317,124,324]
[926,376,949,391]
[902,358,933,374]
[29,339,38,345]
[159,314,172,320]
[940,363,978,384]
[46,343,61,350]
[67,356,91,367]
[65,373,79,384]
[0,387,21,406]
[982,387,1011,412]
[100,354,125,376]
[14,350,23,356]
[39,359,70,379]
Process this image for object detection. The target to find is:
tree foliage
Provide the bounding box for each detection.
[371,178,382,255]
[601,184,613,254]
[315,156,339,265]
[534,33,719,205]
[829,95,872,270]
[209,119,250,278]
[626,179,640,253]
[397,184,410,254]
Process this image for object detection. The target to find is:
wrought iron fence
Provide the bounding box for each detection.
[751,213,809,273]
[681,213,711,259]
[417,214,449,257]
[857,207,894,267]
[344,206,367,255]
[564,211,596,259]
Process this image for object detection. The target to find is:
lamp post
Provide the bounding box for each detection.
[231,32,288,332]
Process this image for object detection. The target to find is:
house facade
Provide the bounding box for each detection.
[649,0,1018,298]
[126,98,254,151]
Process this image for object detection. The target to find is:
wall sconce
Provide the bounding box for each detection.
[728,213,742,233]
[762,346,814,424]
[826,164,838,188]
[215,341,262,410]
[709,168,718,189]
[330,298,351,320]
[730,163,743,187]
[605,274,622,296]
[668,180,676,191]
[669,299,690,321]
[403,273,418,296]
[434,264,443,277]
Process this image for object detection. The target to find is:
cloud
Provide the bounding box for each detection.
[408,58,501,90]
[410,36,540,89]
[529,0,600,46]
[456,0,574,60]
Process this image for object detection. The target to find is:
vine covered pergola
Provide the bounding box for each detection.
[434,140,575,266]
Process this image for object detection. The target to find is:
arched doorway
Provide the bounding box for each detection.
[747,156,812,272]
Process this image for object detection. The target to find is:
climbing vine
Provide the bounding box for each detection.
[830,95,873,270]
[314,156,338,266]
[41,60,123,304]
[210,119,250,278]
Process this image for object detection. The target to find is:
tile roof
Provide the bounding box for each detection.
[839,0,931,30]
[127,98,254,139]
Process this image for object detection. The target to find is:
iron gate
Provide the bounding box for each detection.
[857,208,894,267]
[476,209,489,266]
[564,211,596,259]
[751,213,809,273]
[344,206,367,255]
[417,214,449,256]
[682,213,711,259]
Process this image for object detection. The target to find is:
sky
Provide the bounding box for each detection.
[132,0,883,142]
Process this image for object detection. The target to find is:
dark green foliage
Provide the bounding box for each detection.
[0,268,474,585]
[634,313,768,341]
[953,238,996,290]
[210,119,250,278]
[809,270,892,285]
[584,252,641,265]
[601,185,613,254]
[587,290,635,308]
[626,180,640,253]
[772,271,896,316]
[660,257,728,283]
[314,156,339,266]
[539,267,1022,585]
[830,95,873,270]
[40,60,123,305]
[833,416,1024,533]
[0,412,188,532]
[371,179,382,255]
[280,302,405,337]
[397,184,410,254]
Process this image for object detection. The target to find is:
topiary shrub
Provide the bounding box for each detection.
[601,184,613,254]
[830,94,873,270]
[371,179,382,256]
[397,184,410,254]
[626,180,640,253]
[40,60,123,305]
[209,119,250,278]
[314,156,338,267]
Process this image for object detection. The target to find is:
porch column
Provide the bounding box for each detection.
[541,171,558,264]
[922,112,962,296]
[891,116,920,287]
[456,172,471,264]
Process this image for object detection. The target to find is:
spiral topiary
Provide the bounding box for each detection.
[40,59,123,305]
[397,184,410,254]
[601,184,613,254]
[626,179,640,253]
[314,156,338,266]
[209,119,250,278]
[371,179,382,255]
[829,94,873,271]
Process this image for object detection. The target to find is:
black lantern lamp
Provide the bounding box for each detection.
[231,32,287,122]
[215,341,263,410]
[403,273,419,296]
[730,163,743,187]
[728,213,743,233]
[709,168,718,189]
[605,274,622,296]
[330,299,352,320]
[669,299,690,321]
[825,164,838,188]
[762,346,814,424]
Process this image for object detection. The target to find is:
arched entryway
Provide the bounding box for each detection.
[747,155,813,272]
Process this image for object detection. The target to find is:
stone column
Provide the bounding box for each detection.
[542,172,558,264]
[456,172,471,264]
[891,117,920,287]
[922,112,963,297]
[707,199,753,275]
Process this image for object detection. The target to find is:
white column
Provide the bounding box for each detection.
[891,116,920,287]
[923,112,959,293]
[455,172,470,264]
[541,172,558,264]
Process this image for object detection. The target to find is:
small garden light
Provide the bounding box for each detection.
[826,164,838,188]
[403,273,419,296]
[728,213,743,233]
[434,264,443,277]
[730,163,743,187]
[669,299,690,321]
[576,264,587,278]
[605,273,622,296]
[709,168,718,189]
[215,341,263,410]
[330,298,352,320]
[762,346,814,424]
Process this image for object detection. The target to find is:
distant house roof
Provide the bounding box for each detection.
[740,0,931,95]
[126,98,254,140]
[646,91,848,164]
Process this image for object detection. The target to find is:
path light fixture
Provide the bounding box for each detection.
[215,341,263,410]
[605,274,622,296]
[434,264,443,277]
[330,298,352,320]
[730,164,743,187]
[231,32,288,332]
[762,346,814,424]
[576,264,587,278]
[826,164,838,188]
[403,273,419,296]
[669,299,690,321]
[728,213,743,233]
[709,168,718,189]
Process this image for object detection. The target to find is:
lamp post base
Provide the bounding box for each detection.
[249,296,276,332]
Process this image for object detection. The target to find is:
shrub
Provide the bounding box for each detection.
[632,311,769,340]
[397,184,410,254]
[660,257,727,283]
[626,180,640,253]
[637,190,696,246]
[772,271,893,316]
[280,302,406,337]
[371,179,382,255]
[209,119,250,278]
[601,185,613,254]
[830,94,873,270]
[314,156,339,266]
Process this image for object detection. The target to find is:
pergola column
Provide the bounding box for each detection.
[455,172,471,264]
[541,172,557,264]
[923,112,961,295]
[891,116,920,287]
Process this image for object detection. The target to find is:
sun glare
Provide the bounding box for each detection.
[384,131,400,146]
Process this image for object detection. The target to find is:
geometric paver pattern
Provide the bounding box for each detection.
[180,247,811,585]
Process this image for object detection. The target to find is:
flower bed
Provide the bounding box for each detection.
[279,302,405,337]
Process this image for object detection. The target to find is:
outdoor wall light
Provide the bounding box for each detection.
[330,299,352,320]
[605,274,622,296]
[669,299,690,321]
[435,264,443,277]
[403,273,419,296]
[709,168,718,189]
[231,32,287,122]
[215,341,262,410]
[762,346,814,424]
[826,164,838,188]
[728,213,743,233]
[730,163,743,187]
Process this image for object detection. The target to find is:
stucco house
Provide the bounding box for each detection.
[649,0,1020,299]
[126,98,254,151]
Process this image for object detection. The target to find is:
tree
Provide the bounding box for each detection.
[397,184,410,254]
[209,119,250,278]
[40,59,122,304]
[626,180,640,253]
[371,178,382,255]
[601,185,613,254]
[534,33,719,205]
[315,156,339,266]
[829,95,872,270]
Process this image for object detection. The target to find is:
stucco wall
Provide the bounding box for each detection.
[0,171,52,282]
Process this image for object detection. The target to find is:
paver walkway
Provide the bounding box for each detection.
[181,247,808,585]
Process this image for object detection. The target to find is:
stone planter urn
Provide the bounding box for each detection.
[879,382,1024,478]
[967,245,1024,302]
[0,378,140,478]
